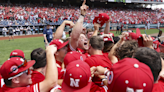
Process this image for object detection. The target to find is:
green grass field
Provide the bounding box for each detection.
[0,28,164,64]
[0,37,45,64]
[111,28,164,36]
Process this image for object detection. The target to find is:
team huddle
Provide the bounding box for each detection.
[0,0,164,92]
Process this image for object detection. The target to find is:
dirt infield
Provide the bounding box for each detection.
[0,34,43,40]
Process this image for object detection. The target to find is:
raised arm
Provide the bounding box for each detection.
[108,32,128,64]
[70,0,89,49]
[92,23,100,36]
[39,45,58,92]
[104,19,111,34]
[53,20,74,39]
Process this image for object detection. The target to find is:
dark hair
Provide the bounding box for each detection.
[115,40,138,60]
[113,36,120,44]
[133,47,162,82]
[89,36,104,50]
[103,41,114,53]
[159,52,164,59]
[86,28,93,34]
[31,48,47,69]
[4,79,12,86]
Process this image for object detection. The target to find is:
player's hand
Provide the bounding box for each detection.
[46,45,57,54]
[106,16,111,23]
[90,66,96,77]
[64,20,75,28]
[94,66,109,76]
[94,23,100,31]
[80,0,89,16]
[142,34,153,49]
[82,27,86,34]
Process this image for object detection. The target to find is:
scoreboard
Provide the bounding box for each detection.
[108,0,163,3]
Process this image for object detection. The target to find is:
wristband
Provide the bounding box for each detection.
[81,14,85,17]
[101,78,107,82]
[104,70,110,76]
[101,78,107,85]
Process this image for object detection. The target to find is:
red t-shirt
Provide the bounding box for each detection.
[0,83,40,92]
[56,60,65,79]
[85,53,112,69]
[90,82,107,92]
[31,70,45,85]
[152,77,164,92]
[85,53,112,86]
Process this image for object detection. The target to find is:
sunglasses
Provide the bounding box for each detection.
[8,69,31,80]
[9,56,27,74]
[23,69,31,75]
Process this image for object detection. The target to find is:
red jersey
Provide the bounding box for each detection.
[85,53,112,69]
[31,70,45,85]
[67,43,76,52]
[56,60,65,79]
[152,77,164,92]
[85,53,112,86]
[67,42,90,59]
[0,75,4,88]
[0,83,40,92]
[77,48,90,58]
[90,82,107,92]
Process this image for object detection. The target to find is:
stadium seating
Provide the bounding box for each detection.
[0,3,163,26]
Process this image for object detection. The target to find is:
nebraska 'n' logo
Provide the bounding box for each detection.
[70,78,80,87]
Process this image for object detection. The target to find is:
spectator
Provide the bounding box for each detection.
[2,26,7,37]
[20,26,23,35]
[15,26,20,36]
[27,26,31,35]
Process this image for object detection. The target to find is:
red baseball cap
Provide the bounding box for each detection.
[49,39,69,50]
[64,51,86,68]
[152,39,160,52]
[103,36,113,42]
[108,58,154,92]
[109,33,114,37]
[62,60,92,92]
[10,49,25,58]
[0,57,35,80]
[93,13,109,27]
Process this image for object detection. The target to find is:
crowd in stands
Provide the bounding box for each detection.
[1,1,164,92]
[0,2,164,27]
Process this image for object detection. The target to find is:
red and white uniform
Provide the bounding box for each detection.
[152,77,164,92]
[67,43,76,52]
[77,48,90,58]
[0,83,40,92]
[31,70,45,85]
[56,60,65,79]
[0,75,4,88]
[85,53,112,69]
[90,82,108,92]
[85,53,112,86]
